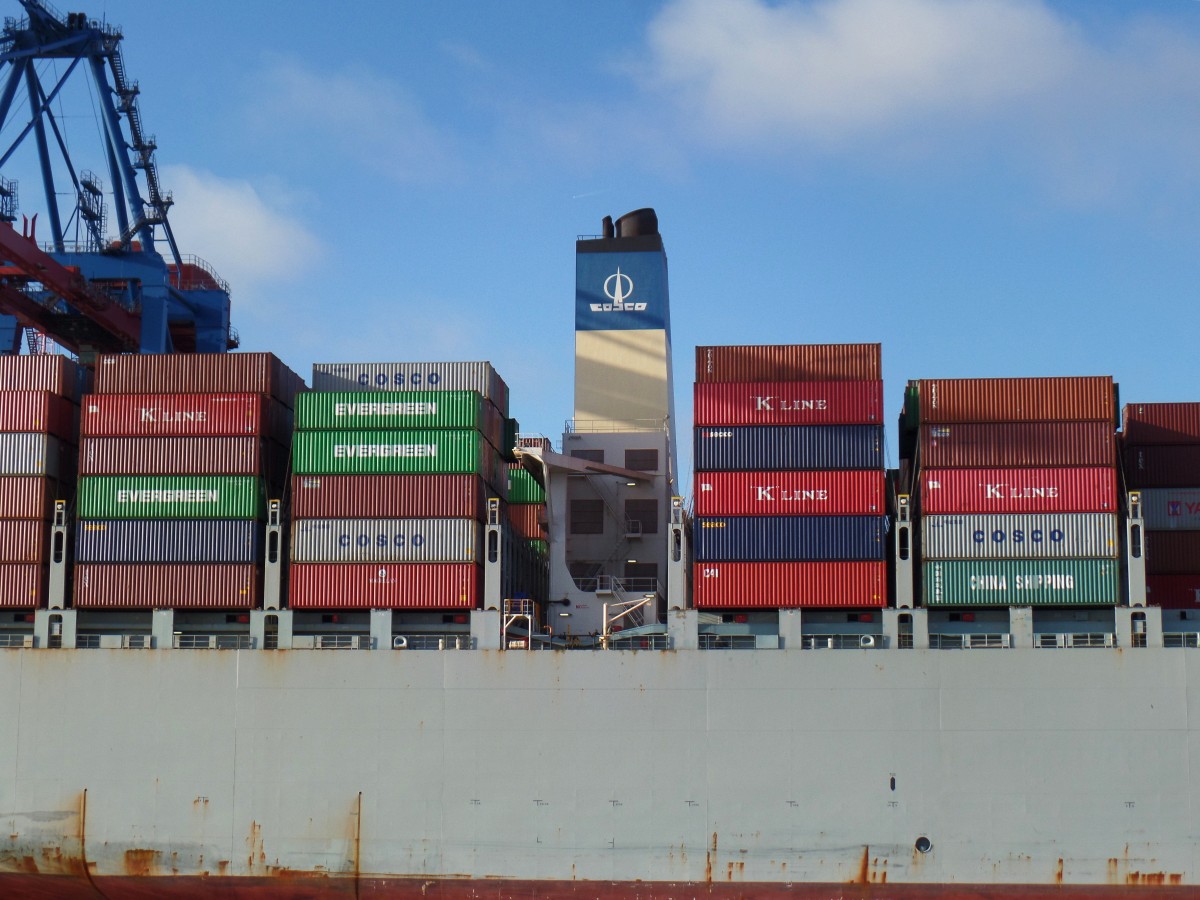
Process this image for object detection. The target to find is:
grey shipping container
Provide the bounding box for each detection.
[0,433,72,479]
[311,362,509,415]
[74,519,261,564]
[290,518,482,564]
[1141,489,1200,531]
[920,514,1119,561]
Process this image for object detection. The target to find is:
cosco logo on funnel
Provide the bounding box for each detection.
[590,267,647,312]
[972,528,1064,545]
[357,372,443,387]
[338,533,426,549]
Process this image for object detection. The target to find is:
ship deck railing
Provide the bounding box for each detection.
[395,633,472,650]
[173,634,254,650]
[699,634,758,650]
[929,632,1012,649]
[605,634,669,650]
[1035,632,1116,649]
[801,633,884,650]
[0,633,33,648]
[1164,632,1200,648]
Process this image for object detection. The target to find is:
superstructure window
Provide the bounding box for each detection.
[624,449,658,471]
[625,498,659,535]
[571,449,604,463]
[570,499,604,535]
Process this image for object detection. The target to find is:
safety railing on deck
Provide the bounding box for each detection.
[605,635,669,650]
[394,633,472,650]
[802,633,884,650]
[1164,632,1200,648]
[1034,632,1115,649]
[565,418,668,434]
[173,634,253,650]
[0,633,33,648]
[699,634,757,650]
[929,633,1011,649]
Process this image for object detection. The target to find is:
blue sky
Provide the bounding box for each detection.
[3,0,1199,491]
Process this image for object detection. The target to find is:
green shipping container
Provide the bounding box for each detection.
[292,429,501,481]
[78,476,264,520]
[296,391,489,431]
[922,559,1119,607]
[507,467,545,504]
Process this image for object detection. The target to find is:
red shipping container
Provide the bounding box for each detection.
[78,436,286,479]
[80,393,292,438]
[692,560,886,608]
[920,467,1118,514]
[0,564,46,608]
[72,563,259,609]
[290,474,493,520]
[695,345,881,383]
[1122,403,1200,445]
[506,503,546,541]
[0,520,46,563]
[0,476,68,519]
[1146,531,1200,576]
[0,391,77,440]
[0,355,85,398]
[289,562,479,609]
[92,352,306,407]
[1123,445,1200,489]
[1146,575,1200,609]
[693,381,883,426]
[694,471,884,516]
[920,422,1115,469]
[916,377,1114,424]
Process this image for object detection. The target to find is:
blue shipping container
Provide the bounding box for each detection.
[694,425,883,472]
[74,519,261,564]
[693,515,886,562]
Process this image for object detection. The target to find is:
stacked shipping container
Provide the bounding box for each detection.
[692,345,887,608]
[1121,403,1200,609]
[910,377,1121,607]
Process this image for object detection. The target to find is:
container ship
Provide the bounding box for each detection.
[2,4,1199,898]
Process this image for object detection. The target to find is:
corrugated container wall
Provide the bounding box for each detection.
[1146,531,1200,575]
[1146,575,1200,609]
[919,422,1115,469]
[0,434,71,479]
[0,354,86,399]
[914,377,1115,424]
[74,520,260,564]
[692,561,887,608]
[291,430,504,489]
[0,564,46,607]
[693,516,885,562]
[78,436,283,478]
[310,362,509,415]
[80,393,291,437]
[0,477,67,519]
[73,563,260,609]
[290,518,482,564]
[694,471,884,516]
[693,381,883,426]
[77,476,264,520]
[695,344,881,383]
[1140,490,1200,530]
[0,391,77,440]
[694,425,883,472]
[288,562,480,609]
[0,520,47,563]
[922,559,1120,606]
[920,467,1117,514]
[505,503,545,541]
[295,391,502,448]
[1123,445,1200,488]
[1122,403,1200,445]
[92,353,306,407]
[920,514,1119,561]
[507,468,546,504]
[289,475,493,521]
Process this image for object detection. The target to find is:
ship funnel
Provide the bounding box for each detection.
[614,208,658,238]
[602,215,615,239]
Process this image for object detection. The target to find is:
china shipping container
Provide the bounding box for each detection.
[0,564,46,607]
[507,467,546,504]
[78,436,288,482]
[693,381,883,426]
[919,422,1116,469]
[691,560,887,608]
[913,376,1115,424]
[0,354,86,399]
[74,520,261,564]
[1140,489,1200,530]
[694,425,883,472]
[80,393,292,438]
[695,345,882,383]
[694,470,885,517]
[921,558,1120,606]
[692,516,885,562]
[289,475,494,521]
[92,352,306,407]
[920,514,1119,561]
[1145,531,1200,575]
[0,520,47,563]
[0,476,68,519]
[288,562,480,609]
[77,476,264,520]
[1122,402,1200,445]
[919,467,1117,515]
[1145,575,1200,609]
[505,503,546,542]
[1122,445,1200,488]
[0,391,77,440]
[72,563,260,609]
[291,430,506,490]
[0,433,72,479]
[290,518,482,564]
[310,362,509,415]
[296,391,504,449]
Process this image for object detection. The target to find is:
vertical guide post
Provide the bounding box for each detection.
[263,499,282,610]
[471,498,504,650]
[1125,491,1146,608]
[893,495,914,609]
[47,499,68,609]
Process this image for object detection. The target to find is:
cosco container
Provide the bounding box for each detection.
[76,476,264,520]
[692,516,885,562]
[1123,445,1200,489]
[913,377,1115,424]
[290,518,482,564]
[694,425,882,472]
[310,362,509,415]
[920,514,1118,560]
[920,467,1117,514]
[0,354,85,399]
[93,353,306,407]
[695,345,881,383]
[1141,490,1200,530]
[922,559,1119,606]
[1122,403,1200,445]
[80,393,291,438]
[693,381,883,426]
[292,429,505,490]
[694,471,884,516]
[0,391,77,440]
[1146,531,1200,575]
[692,560,886,608]
[507,467,546,504]
[288,562,480,609]
[1146,575,1200,609]
[0,433,71,479]
[0,564,46,607]
[505,503,545,541]
[74,520,260,564]
[290,475,493,521]
[0,476,67,519]
[295,391,503,447]
[920,422,1115,469]
[78,436,287,481]
[0,520,46,563]
[72,563,260,609]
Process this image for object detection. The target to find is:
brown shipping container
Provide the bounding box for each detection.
[290,474,493,520]
[79,436,275,477]
[0,520,47,563]
[1146,575,1200,610]
[917,377,1115,424]
[0,355,85,399]
[0,564,46,608]
[506,503,546,541]
[92,352,307,407]
[1123,403,1200,445]
[920,422,1116,469]
[72,563,259,609]
[695,345,881,383]
[80,393,292,439]
[692,560,887,608]
[694,381,883,426]
[1146,531,1200,576]
[0,476,68,519]
[288,562,480,609]
[920,467,1118,515]
[0,391,77,440]
[1123,445,1200,489]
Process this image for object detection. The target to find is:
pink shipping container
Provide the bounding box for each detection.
[78,436,288,480]
[692,560,887,608]
[0,564,46,608]
[1122,403,1200,445]
[695,345,881,383]
[0,476,68,519]
[920,422,1115,469]
[290,474,493,520]
[92,352,306,407]
[916,377,1115,424]
[80,393,292,438]
[0,391,77,440]
[506,503,546,541]
[0,354,85,398]
[288,562,480,609]
[920,467,1118,514]
[1123,445,1200,489]
[1146,531,1200,576]
[693,381,883,426]
[72,563,259,609]
[1146,575,1200,609]
[0,520,46,563]
[694,471,884,516]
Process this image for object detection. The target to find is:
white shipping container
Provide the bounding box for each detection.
[290,517,483,563]
[311,362,509,413]
[921,514,1119,561]
[0,433,71,479]
[1141,489,1200,531]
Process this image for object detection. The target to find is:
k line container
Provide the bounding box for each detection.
[0,520,46,563]
[694,470,884,516]
[72,563,260,609]
[310,362,509,415]
[922,559,1119,606]
[692,560,886,608]
[914,377,1115,424]
[0,476,67,519]
[920,514,1118,561]
[0,563,46,607]
[919,467,1117,514]
[507,467,546,504]
[694,425,883,472]
[1141,489,1200,530]
[77,476,264,520]
[0,354,85,399]
[693,381,883,426]
[695,345,882,383]
[0,391,77,439]
[1122,403,1200,445]
[1145,531,1200,575]
[289,474,493,521]
[296,391,503,445]
[1123,445,1200,489]
[1146,575,1200,609]
[74,520,260,564]
[93,352,306,407]
[505,503,545,541]
[288,562,480,609]
[80,393,291,438]
[78,436,286,479]
[290,518,482,564]
[291,429,503,484]
[919,422,1116,469]
[0,433,71,479]
[692,516,885,562]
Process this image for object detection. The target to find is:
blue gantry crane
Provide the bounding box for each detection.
[0,0,235,357]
